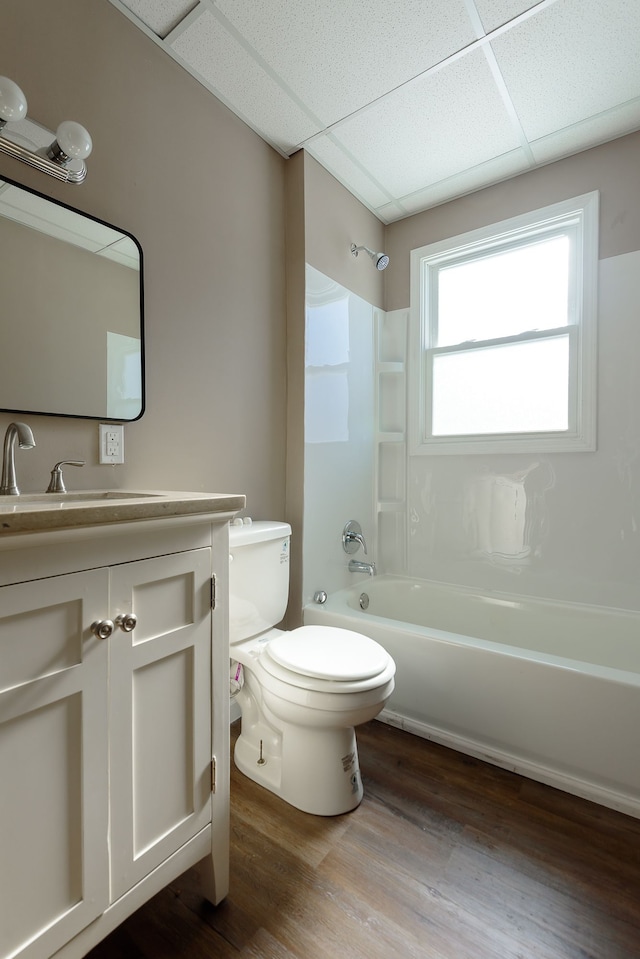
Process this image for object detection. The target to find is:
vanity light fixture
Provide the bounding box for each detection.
[0,76,92,184]
[350,243,390,271]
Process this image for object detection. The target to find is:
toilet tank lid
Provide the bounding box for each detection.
[229,520,291,546]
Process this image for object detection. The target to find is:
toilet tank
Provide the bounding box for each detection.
[228,520,291,645]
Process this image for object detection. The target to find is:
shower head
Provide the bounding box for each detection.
[351,243,390,271]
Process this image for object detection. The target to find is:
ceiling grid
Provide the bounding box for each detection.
[108,0,640,222]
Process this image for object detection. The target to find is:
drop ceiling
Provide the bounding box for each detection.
[108,0,640,223]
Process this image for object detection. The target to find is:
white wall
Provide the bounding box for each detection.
[375,248,640,611]
[406,251,640,608]
[303,266,375,603]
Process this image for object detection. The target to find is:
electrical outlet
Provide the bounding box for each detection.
[99,423,124,464]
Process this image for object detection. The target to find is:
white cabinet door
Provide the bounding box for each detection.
[108,549,213,900]
[0,570,110,959]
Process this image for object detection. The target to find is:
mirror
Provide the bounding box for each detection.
[0,174,144,421]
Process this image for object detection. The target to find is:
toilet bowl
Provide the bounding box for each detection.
[229,521,395,815]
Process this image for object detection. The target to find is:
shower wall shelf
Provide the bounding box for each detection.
[374,308,409,574]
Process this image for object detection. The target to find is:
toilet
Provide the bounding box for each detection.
[229,520,395,815]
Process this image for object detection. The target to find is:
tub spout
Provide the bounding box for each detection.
[348,559,376,577]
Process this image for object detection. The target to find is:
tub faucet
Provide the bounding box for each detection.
[349,558,376,577]
[0,422,36,495]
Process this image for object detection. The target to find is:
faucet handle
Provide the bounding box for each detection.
[342,520,368,555]
[46,460,85,494]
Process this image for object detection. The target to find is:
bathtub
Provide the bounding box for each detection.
[303,575,640,819]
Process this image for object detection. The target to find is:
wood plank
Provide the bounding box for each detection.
[86,719,640,959]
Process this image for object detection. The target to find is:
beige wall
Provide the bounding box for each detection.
[303,154,386,310]
[0,0,287,519]
[284,151,307,622]
[386,130,640,309]
[282,152,384,621]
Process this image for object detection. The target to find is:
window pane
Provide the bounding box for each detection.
[437,236,569,347]
[431,336,569,436]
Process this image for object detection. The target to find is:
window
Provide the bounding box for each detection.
[409,192,598,454]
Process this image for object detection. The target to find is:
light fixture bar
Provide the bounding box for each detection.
[0,132,86,183]
[0,76,91,185]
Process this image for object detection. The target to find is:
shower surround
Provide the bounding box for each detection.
[303,250,640,812]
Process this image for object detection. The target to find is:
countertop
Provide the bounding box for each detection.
[0,489,246,535]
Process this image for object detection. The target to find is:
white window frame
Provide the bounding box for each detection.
[409,192,599,455]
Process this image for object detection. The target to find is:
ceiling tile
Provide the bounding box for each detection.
[332,49,522,198]
[398,148,530,214]
[374,201,411,223]
[98,236,140,270]
[107,0,640,219]
[306,136,395,210]
[491,0,640,141]
[213,0,477,124]
[473,0,543,33]
[530,98,640,164]
[0,185,124,250]
[116,0,197,38]
[170,10,320,153]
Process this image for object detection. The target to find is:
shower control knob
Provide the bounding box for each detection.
[91,619,114,640]
[115,612,138,633]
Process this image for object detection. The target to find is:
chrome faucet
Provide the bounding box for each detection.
[342,520,368,555]
[46,459,85,493]
[348,558,376,577]
[0,422,36,495]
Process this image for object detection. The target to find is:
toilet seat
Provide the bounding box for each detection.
[256,625,394,695]
[266,626,389,681]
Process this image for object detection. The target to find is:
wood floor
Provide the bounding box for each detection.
[88,720,640,959]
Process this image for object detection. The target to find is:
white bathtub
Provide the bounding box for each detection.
[303,575,640,818]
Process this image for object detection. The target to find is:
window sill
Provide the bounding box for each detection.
[410,431,596,455]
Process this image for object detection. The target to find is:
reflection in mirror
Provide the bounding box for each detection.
[0,175,144,420]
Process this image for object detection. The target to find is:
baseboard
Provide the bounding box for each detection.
[378,708,640,821]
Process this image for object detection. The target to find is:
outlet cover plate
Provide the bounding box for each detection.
[99,423,124,464]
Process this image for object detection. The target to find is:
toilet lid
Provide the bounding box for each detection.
[265,626,389,681]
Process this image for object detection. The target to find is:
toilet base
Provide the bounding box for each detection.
[234,718,364,816]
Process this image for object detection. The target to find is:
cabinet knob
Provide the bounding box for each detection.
[115,613,138,633]
[91,619,114,640]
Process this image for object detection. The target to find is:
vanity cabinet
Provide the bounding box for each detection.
[108,548,213,900]
[0,504,239,959]
[0,568,110,959]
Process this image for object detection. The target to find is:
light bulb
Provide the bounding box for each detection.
[56,120,92,160]
[0,76,27,124]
